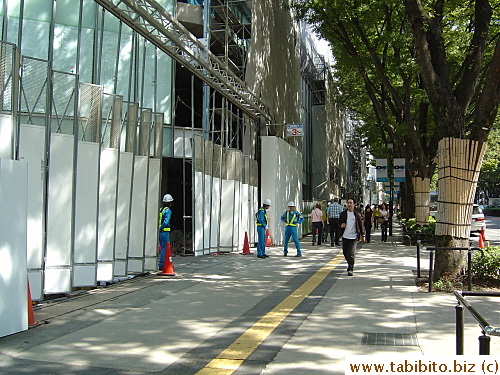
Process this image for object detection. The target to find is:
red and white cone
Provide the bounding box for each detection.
[158,242,176,276]
[240,232,252,255]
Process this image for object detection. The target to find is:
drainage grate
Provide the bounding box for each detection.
[361,332,417,346]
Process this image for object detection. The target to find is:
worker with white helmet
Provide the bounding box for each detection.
[255,198,272,259]
[280,201,304,257]
[158,193,174,270]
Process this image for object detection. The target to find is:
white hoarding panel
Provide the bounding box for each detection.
[28,271,43,301]
[44,269,71,294]
[98,148,119,261]
[128,156,148,259]
[0,159,28,337]
[204,174,211,251]
[241,184,250,249]
[193,170,204,253]
[46,133,74,267]
[114,260,126,276]
[220,179,234,250]
[0,114,13,159]
[74,141,99,264]
[19,124,45,270]
[127,259,143,273]
[144,159,160,269]
[115,152,133,260]
[210,176,221,250]
[261,137,302,245]
[73,265,96,287]
[144,258,157,272]
[233,181,242,249]
[97,262,113,282]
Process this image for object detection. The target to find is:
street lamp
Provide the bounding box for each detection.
[386,142,394,236]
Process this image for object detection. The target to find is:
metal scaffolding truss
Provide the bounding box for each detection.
[95,0,270,121]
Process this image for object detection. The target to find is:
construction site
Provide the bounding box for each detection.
[0,0,369,337]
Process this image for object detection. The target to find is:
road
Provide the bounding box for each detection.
[484,215,500,246]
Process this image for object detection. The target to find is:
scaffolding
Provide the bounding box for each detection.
[94,0,270,122]
[210,0,251,80]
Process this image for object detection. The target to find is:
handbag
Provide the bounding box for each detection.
[377,217,386,224]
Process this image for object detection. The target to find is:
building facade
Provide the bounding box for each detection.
[0,0,348,310]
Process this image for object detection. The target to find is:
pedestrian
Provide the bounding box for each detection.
[379,202,390,242]
[363,204,373,243]
[311,202,324,245]
[322,202,330,243]
[256,199,272,259]
[158,193,174,270]
[339,198,365,276]
[281,201,304,257]
[326,197,344,246]
[373,204,381,229]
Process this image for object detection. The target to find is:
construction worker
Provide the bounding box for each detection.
[158,193,173,270]
[281,201,304,257]
[255,198,272,259]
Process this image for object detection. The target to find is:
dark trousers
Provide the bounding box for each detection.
[364,224,372,243]
[381,221,388,242]
[312,222,323,245]
[328,218,340,244]
[342,237,357,271]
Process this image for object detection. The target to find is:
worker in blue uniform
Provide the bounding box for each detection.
[281,201,304,257]
[256,198,272,259]
[158,193,173,270]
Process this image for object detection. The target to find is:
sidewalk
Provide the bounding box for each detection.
[0,224,498,374]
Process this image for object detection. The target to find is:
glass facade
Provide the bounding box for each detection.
[1,0,174,128]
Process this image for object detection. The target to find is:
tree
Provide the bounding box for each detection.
[294,0,499,278]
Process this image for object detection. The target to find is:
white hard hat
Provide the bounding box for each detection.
[263,198,272,206]
[287,201,295,207]
[163,194,174,202]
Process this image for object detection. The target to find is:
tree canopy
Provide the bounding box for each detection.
[293,0,499,174]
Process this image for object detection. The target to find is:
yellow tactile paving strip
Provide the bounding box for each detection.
[196,252,344,374]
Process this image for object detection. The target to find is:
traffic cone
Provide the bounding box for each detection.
[27,280,38,327]
[158,242,176,276]
[265,229,272,247]
[240,231,252,254]
[478,232,484,248]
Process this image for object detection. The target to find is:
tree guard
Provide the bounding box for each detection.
[435,138,487,239]
[413,176,430,226]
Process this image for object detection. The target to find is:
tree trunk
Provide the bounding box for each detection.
[433,137,487,279]
[412,176,430,226]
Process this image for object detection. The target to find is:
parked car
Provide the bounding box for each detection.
[429,204,485,233]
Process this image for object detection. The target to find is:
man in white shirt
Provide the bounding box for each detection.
[338,198,365,276]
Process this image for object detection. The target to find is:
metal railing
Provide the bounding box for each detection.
[423,246,482,292]
[454,291,500,355]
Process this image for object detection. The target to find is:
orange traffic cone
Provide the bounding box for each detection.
[478,231,484,248]
[27,280,38,327]
[265,229,272,247]
[158,242,176,276]
[240,232,252,255]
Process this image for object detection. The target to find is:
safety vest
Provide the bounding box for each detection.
[159,207,171,232]
[285,211,297,226]
[256,207,268,226]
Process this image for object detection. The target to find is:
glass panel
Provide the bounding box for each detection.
[162,126,172,157]
[156,50,173,122]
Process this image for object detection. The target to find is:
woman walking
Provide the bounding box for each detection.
[311,203,324,245]
[378,203,390,242]
[363,205,373,243]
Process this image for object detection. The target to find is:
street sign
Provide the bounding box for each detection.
[286,123,303,137]
[393,158,406,182]
[375,159,388,182]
